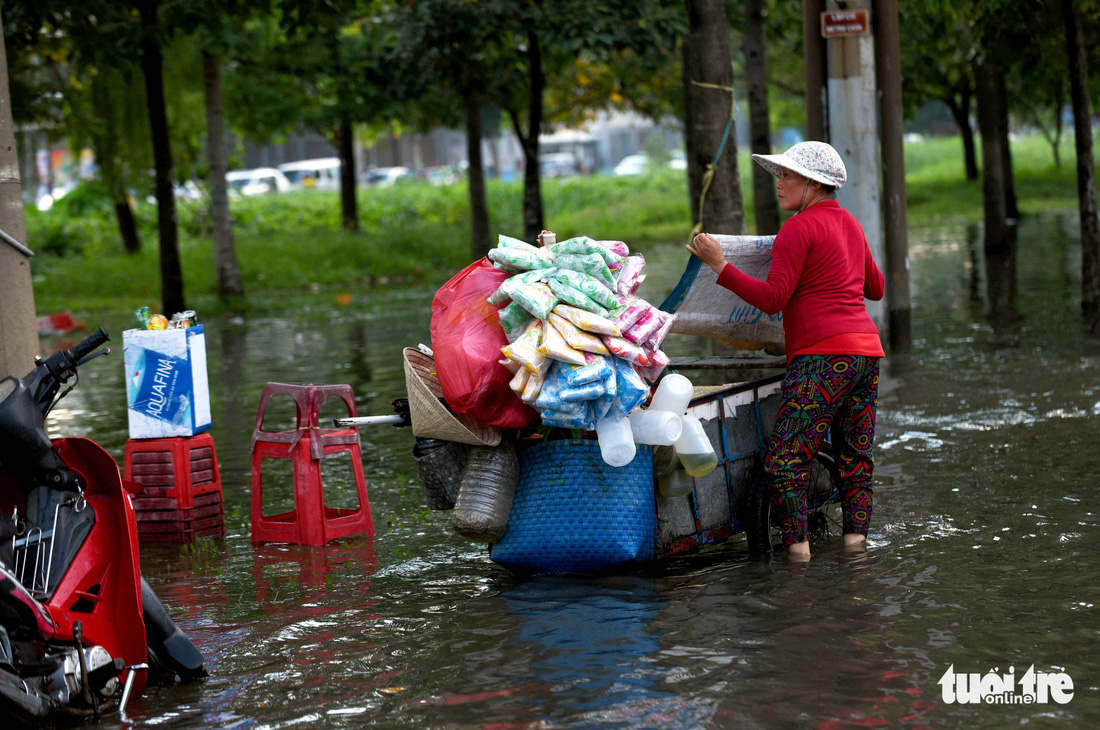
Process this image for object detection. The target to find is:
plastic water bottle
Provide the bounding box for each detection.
[627,409,683,445]
[675,415,718,477]
[595,415,636,467]
[451,443,519,542]
[648,374,694,415]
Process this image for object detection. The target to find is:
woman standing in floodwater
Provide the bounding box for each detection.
[686,141,885,561]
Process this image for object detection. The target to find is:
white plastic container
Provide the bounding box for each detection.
[648,373,694,415]
[658,468,696,498]
[675,415,718,477]
[627,409,683,445]
[595,415,636,467]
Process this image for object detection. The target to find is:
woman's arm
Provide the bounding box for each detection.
[686,232,799,315]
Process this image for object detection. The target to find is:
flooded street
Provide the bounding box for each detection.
[48,213,1098,728]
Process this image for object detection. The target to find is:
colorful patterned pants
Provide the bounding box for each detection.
[764,354,879,545]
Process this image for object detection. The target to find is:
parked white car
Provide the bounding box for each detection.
[278,157,342,191]
[360,166,414,188]
[612,154,650,176]
[225,168,292,196]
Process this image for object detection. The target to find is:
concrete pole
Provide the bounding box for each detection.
[825,0,885,333]
[0,6,40,379]
[873,0,911,351]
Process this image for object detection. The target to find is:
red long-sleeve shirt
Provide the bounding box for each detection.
[716,200,885,358]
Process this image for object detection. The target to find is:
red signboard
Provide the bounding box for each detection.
[821,10,870,38]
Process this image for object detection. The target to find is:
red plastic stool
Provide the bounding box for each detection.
[123,433,226,543]
[250,382,374,545]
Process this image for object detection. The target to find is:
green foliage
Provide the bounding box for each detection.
[27,134,1087,317]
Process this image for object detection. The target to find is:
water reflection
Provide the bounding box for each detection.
[34,213,1100,727]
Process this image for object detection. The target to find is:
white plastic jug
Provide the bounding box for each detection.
[627,409,683,445]
[675,415,718,477]
[658,467,696,498]
[595,415,636,467]
[648,374,694,415]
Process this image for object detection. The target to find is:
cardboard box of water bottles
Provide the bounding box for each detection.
[123,326,212,439]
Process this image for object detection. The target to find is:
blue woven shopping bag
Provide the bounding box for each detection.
[490,439,655,575]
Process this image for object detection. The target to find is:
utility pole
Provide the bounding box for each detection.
[874,0,911,350]
[0,5,39,378]
[818,0,889,336]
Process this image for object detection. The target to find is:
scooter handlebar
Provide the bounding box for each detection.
[70,327,110,363]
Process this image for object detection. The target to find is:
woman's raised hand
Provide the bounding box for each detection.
[686,233,728,275]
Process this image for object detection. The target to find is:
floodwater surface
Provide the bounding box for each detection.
[44,213,1099,727]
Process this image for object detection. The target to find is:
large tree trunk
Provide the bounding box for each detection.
[137,0,184,315]
[742,0,779,235]
[519,28,544,243]
[202,51,243,299]
[683,0,744,235]
[974,58,1010,257]
[465,96,491,259]
[337,118,358,231]
[1062,0,1100,330]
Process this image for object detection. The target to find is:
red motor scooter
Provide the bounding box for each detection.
[0,327,206,724]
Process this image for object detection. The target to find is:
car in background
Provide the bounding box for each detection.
[539,152,581,178]
[360,166,414,188]
[278,157,341,191]
[612,154,650,176]
[226,167,292,196]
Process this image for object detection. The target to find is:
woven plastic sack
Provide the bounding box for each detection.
[431,258,538,430]
[490,439,655,574]
[660,234,784,354]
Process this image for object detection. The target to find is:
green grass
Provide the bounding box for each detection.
[27,132,1087,317]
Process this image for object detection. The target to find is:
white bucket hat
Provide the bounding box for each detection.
[751,141,847,191]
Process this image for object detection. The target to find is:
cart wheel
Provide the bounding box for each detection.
[745,446,842,559]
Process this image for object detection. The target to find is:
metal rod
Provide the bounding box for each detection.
[118,664,148,715]
[332,415,406,428]
[0,227,34,257]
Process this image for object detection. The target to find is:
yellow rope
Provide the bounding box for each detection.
[688,79,737,241]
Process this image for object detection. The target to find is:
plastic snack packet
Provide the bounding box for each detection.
[538,319,587,365]
[615,255,647,296]
[552,304,622,337]
[560,380,607,402]
[509,365,531,396]
[624,309,662,344]
[489,246,555,271]
[498,299,534,340]
[521,368,545,404]
[506,281,558,320]
[602,334,654,367]
[561,353,614,387]
[611,357,650,416]
[596,240,630,258]
[551,236,624,269]
[547,312,609,354]
[501,320,550,375]
[548,278,610,317]
[554,252,615,289]
[644,310,677,350]
[552,268,619,310]
[488,268,552,305]
[613,297,650,330]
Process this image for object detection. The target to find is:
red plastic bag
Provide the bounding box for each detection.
[430,258,537,430]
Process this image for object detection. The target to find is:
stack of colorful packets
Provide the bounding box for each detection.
[489,233,677,434]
